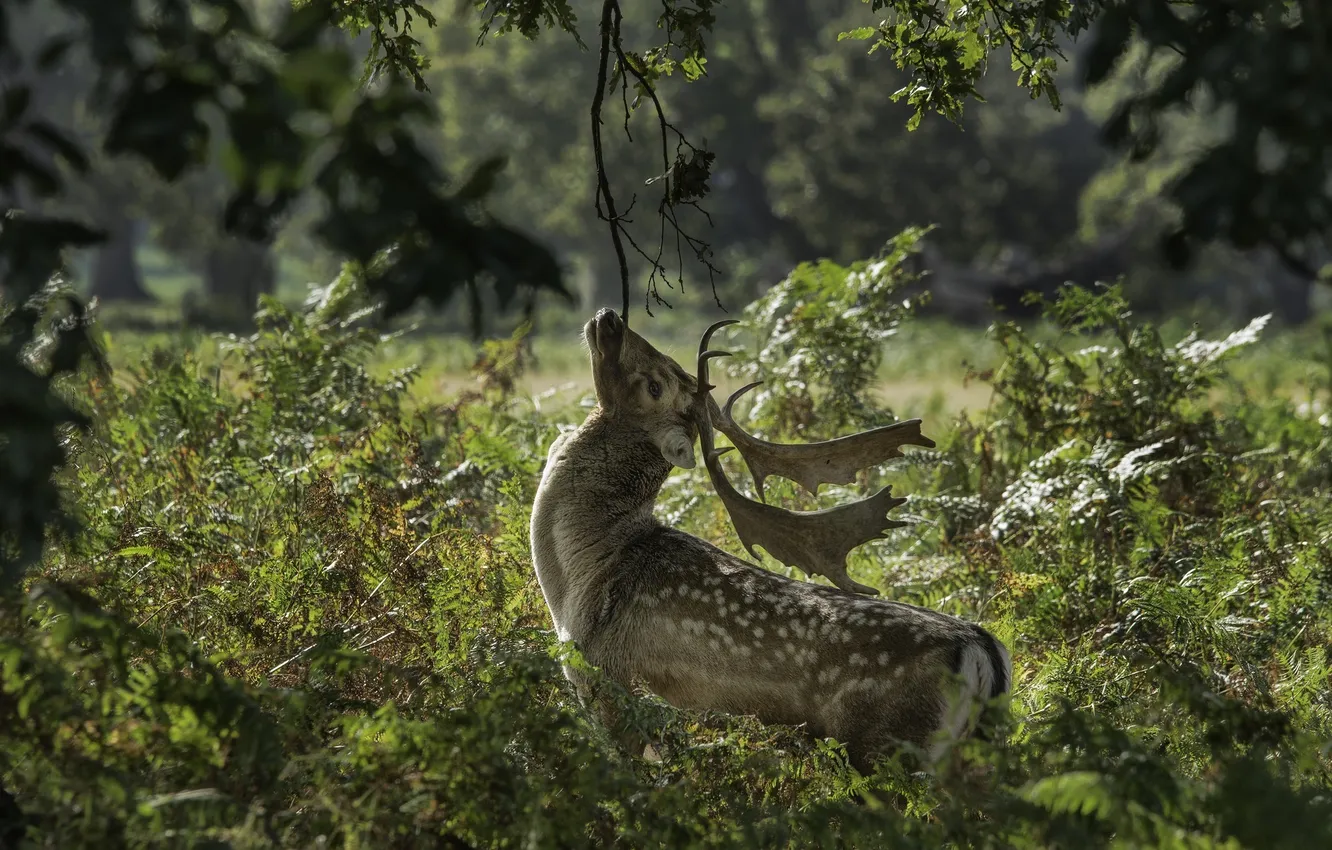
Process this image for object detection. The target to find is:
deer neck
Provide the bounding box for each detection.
[530,409,672,641]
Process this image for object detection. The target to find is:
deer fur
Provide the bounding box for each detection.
[530,308,1011,771]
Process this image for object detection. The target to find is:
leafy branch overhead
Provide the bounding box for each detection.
[841,0,1076,128]
[316,0,440,92]
[481,0,725,322]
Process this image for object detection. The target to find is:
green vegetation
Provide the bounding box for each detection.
[5,1,1332,846]
[3,271,1331,846]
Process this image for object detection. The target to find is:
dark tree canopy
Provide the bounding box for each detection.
[0,0,568,585]
[472,0,1331,313]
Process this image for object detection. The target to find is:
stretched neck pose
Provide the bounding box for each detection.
[530,308,1010,771]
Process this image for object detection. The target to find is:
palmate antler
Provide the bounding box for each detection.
[694,319,936,596]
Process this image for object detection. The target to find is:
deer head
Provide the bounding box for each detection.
[693,319,936,596]
[585,308,699,470]
[584,309,935,596]
[538,311,1006,770]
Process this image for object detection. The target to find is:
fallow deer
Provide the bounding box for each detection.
[530,308,1010,771]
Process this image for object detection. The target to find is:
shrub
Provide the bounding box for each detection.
[2,272,1330,848]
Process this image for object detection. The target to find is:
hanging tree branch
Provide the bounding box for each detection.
[588,0,724,325]
[610,24,723,316]
[591,0,634,322]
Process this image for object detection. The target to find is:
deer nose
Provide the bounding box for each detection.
[594,308,623,339]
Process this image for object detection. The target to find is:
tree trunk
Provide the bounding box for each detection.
[1268,268,1313,325]
[204,236,276,314]
[90,214,152,302]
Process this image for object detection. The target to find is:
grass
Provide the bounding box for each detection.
[4,261,1331,847]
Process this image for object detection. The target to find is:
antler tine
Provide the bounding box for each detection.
[712,381,935,501]
[699,318,740,352]
[690,318,934,596]
[696,319,740,393]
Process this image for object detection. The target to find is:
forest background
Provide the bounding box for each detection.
[3,0,1332,847]
[20,0,1332,331]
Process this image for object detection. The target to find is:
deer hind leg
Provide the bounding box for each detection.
[829,643,1010,775]
[825,677,947,774]
[928,636,1013,765]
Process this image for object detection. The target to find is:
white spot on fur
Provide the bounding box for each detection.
[753,627,764,638]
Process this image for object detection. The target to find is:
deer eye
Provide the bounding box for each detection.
[647,379,663,400]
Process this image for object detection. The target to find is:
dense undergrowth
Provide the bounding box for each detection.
[3,247,1332,847]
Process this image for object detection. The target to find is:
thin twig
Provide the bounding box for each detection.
[589,0,725,320]
[592,0,632,322]
[609,27,723,311]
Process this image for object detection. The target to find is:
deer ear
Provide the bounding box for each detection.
[657,426,697,469]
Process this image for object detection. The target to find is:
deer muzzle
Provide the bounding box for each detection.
[587,307,624,359]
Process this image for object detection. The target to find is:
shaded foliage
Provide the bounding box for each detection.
[1085,0,1332,278]
[6,269,1329,845]
[0,0,569,586]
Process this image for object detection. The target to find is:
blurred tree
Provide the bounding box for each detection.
[1080,33,1323,324]
[88,213,150,301]
[733,5,1104,268]
[460,0,1331,309]
[420,1,1107,313]
[8,3,159,303]
[144,167,281,317]
[0,0,568,586]
[1082,0,1332,283]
